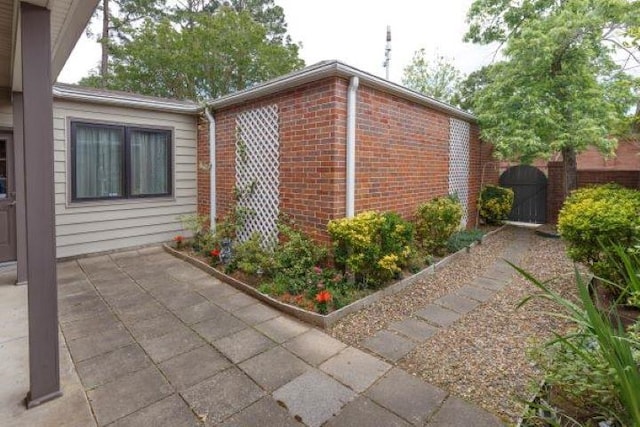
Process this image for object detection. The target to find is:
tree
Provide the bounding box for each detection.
[466,0,639,196]
[450,65,492,113]
[401,49,464,105]
[90,8,303,100]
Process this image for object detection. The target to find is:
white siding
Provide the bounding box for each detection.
[0,101,12,128]
[53,100,198,258]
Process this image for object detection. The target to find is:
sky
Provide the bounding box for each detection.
[57,0,498,85]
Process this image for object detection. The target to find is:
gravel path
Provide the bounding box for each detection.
[329,226,578,424]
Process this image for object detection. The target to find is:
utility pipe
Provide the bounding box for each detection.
[346,76,359,218]
[204,107,216,229]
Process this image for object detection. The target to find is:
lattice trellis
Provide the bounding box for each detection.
[235,105,280,246]
[448,118,471,227]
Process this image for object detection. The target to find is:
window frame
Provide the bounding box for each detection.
[70,121,173,202]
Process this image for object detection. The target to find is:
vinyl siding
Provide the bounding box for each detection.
[0,101,12,128]
[53,99,198,258]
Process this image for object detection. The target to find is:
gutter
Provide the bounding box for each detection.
[204,108,216,229]
[346,76,359,218]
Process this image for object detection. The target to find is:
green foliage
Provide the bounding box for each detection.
[401,49,464,105]
[516,261,640,426]
[465,0,637,189]
[446,229,485,253]
[273,223,328,279]
[227,233,275,277]
[478,185,514,224]
[179,214,212,251]
[414,197,463,255]
[328,211,413,287]
[450,65,492,113]
[82,6,304,100]
[558,184,640,281]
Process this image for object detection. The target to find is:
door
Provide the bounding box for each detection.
[499,165,548,223]
[0,134,16,262]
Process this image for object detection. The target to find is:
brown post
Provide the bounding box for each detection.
[21,2,62,407]
[13,93,27,286]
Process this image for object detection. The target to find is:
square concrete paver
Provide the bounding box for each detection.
[156,291,208,311]
[87,366,173,425]
[239,346,311,391]
[191,312,246,343]
[220,397,301,427]
[474,276,507,291]
[116,300,168,324]
[233,303,280,325]
[197,283,239,302]
[61,313,121,341]
[159,345,231,390]
[434,294,480,314]
[362,330,416,362]
[128,313,185,341]
[255,316,310,343]
[389,318,439,341]
[283,328,347,366]
[456,284,496,302]
[139,328,205,364]
[217,292,258,312]
[366,368,447,425]
[66,326,134,362]
[320,347,391,392]
[213,328,276,363]
[414,304,461,328]
[173,301,225,325]
[110,394,200,427]
[325,397,410,427]
[273,370,356,427]
[76,343,150,389]
[181,367,265,424]
[426,397,503,426]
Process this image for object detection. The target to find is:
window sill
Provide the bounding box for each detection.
[66,195,176,209]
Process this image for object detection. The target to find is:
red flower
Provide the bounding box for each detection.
[173,235,184,243]
[210,248,221,257]
[313,266,322,274]
[315,290,332,304]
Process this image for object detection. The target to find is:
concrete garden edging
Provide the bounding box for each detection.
[163,225,506,329]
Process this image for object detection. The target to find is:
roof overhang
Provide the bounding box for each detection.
[6,0,99,91]
[206,60,477,123]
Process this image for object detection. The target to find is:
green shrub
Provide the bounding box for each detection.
[478,185,514,224]
[227,233,275,277]
[273,223,328,279]
[446,229,485,253]
[327,211,413,287]
[414,196,462,255]
[558,184,640,281]
[179,214,211,251]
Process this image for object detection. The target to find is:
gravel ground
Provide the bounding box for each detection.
[329,226,578,424]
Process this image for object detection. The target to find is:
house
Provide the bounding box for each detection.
[197,60,493,244]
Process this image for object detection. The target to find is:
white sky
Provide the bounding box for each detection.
[58,0,498,85]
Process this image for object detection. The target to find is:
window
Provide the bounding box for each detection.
[71,122,172,201]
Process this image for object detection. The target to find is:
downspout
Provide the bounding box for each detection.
[204,107,216,230]
[346,76,359,218]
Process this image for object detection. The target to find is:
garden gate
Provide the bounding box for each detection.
[499,165,547,223]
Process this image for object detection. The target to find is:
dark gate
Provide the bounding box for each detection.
[499,165,547,223]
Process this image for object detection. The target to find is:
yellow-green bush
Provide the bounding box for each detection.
[414,196,462,255]
[478,185,514,224]
[327,211,413,286]
[558,184,640,281]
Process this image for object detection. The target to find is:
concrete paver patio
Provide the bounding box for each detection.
[1,245,506,426]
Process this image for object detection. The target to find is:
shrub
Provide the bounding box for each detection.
[414,196,462,255]
[227,233,275,277]
[179,214,211,251]
[446,229,485,253]
[328,211,413,286]
[478,185,514,224]
[558,184,640,282]
[273,223,328,279]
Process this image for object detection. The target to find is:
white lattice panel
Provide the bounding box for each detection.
[235,105,280,246]
[449,118,471,227]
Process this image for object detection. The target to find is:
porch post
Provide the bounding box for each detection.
[13,93,27,286]
[21,2,62,407]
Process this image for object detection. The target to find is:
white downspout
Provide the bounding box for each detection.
[346,76,359,218]
[204,107,216,229]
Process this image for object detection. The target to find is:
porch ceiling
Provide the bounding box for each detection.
[0,0,98,91]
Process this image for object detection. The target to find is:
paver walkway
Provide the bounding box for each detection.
[53,244,512,426]
[360,227,531,364]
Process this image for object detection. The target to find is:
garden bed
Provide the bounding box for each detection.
[163,225,505,328]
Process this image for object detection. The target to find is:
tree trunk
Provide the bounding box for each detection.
[562,146,578,197]
[632,100,640,135]
[100,0,109,87]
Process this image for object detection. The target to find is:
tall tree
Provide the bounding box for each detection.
[402,49,464,105]
[466,0,639,196]
[89,7,303,100]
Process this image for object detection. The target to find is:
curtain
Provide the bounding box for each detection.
[130,130,169,196]
[75,126,123,198]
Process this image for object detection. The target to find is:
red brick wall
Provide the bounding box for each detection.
[546,161,565,224]
[577,140,640,170]
[197,115,210,223]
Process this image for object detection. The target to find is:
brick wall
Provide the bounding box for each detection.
[546,161,565,224]
[197,77,488,241]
